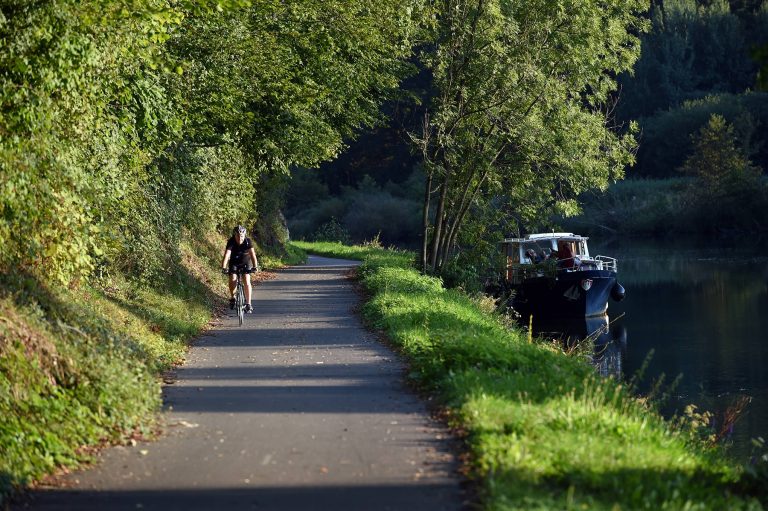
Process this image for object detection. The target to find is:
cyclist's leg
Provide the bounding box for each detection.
[228,273,237,297]
[244,273,252,304]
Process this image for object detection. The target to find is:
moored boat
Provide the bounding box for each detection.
[493,233,625,317]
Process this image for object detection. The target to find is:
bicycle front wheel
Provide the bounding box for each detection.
[236,282,245,326]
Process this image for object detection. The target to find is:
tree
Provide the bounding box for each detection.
[166,0,428,251]
[412,0,648,274]
[679,113,761,197]
[169,0,427,167]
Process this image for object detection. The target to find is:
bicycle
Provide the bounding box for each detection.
[224,264,257,326]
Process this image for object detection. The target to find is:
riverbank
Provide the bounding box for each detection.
[0,235,305,505]
[294,241,766,510]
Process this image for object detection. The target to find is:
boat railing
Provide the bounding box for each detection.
[508,263,556,284]
[594,255,618,273]
[507,255,618,283]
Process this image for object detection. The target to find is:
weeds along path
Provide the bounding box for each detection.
[21,256,463,511]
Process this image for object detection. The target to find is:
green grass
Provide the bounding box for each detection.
[292,240,414,268]
[295,241,765,510]
[260,241,307,268]
[0,236,305,505]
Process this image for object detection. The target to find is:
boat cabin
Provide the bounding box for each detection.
[501,233,616,284]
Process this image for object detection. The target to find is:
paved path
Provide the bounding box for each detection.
[21,256,464,510]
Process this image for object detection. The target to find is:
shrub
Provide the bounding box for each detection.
[312,217,352,244]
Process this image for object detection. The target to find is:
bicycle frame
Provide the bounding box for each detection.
[235,276,245,325]
[228,265,253,326]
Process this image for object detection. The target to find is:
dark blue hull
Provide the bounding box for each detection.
[512,270,620,318]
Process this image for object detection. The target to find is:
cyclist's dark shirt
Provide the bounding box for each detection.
[226,236,253,266]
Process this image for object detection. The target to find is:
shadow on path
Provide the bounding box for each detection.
[20,483,459,511]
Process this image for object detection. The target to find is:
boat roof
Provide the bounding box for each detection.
[502,233,589,243]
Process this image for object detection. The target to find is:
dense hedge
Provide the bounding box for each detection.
[0,0,426,284]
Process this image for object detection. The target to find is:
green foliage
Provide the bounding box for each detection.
[312,217,352,245]
[1,0,427,283]
[169,0,428,171]
[559,178,691,236]
[633,92,768,177]
[0,276,162,498]
[618,0,768,120]
[1,0,170,283]
[560,174,768,236]
[323,241,763,510]
[677,114,768,231]
[680,114,762,195]
[287,170,425,245]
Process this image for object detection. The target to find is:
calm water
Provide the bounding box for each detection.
[536,238,768,461]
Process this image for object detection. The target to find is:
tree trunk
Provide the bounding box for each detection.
[435,215,452,271]
[420,171,433,273]
[428,174,450,272]
[445,169,490,262]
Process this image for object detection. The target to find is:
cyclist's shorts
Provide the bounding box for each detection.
[228,261,253,274]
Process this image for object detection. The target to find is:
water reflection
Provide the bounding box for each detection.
[511,237,768,460]
[587,238,768,461]
[531,315,628,379]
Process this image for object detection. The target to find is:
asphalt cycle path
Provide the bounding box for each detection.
[20,256,464,511]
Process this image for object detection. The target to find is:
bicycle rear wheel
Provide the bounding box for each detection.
[236,281,245,326]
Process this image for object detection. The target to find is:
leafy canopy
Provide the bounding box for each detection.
[413,0,648,272]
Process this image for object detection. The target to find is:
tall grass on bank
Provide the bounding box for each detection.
[294,241,764,510]
[0,236,305,504]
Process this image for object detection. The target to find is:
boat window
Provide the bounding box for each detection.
[522,241,551,263]
[507,243,520,264]
[557,240,577,258]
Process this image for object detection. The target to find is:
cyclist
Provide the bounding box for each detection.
[221,225,260,313]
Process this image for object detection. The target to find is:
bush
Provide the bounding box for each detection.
[312,217,352,244]
[343,192,422,244]
[287,197,347,240]
[560,174,768,237]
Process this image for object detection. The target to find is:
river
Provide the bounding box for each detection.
[534,237,768,461]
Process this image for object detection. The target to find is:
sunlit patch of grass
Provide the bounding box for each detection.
[296,241,764,509]
[291,240,414,269]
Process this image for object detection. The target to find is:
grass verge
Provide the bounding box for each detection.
[0,235,306,505]
[293,240,765,510]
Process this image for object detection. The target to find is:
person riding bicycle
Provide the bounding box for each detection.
[221,225,260,313]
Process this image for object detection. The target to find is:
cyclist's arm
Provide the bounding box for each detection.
[221,249,232,270]
[249,248,259,270]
